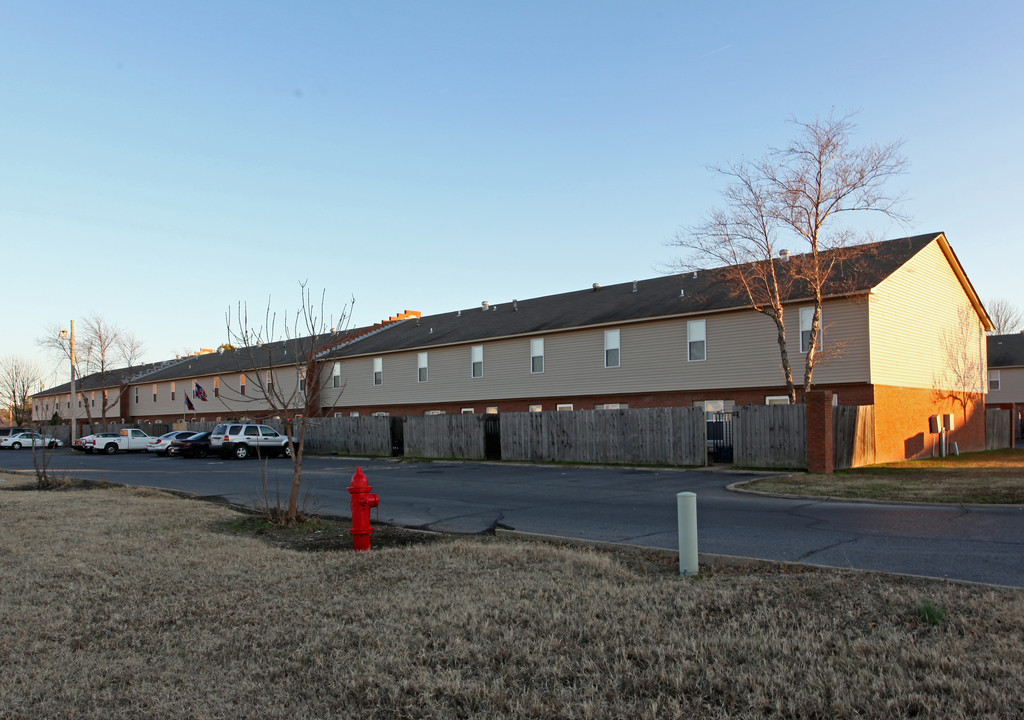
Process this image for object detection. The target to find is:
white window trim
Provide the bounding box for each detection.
[765,395,790,405]
[418,352,428,383]
[687,319,706,362]
[373,357,383,386]
[989,369,1001,391]
[471,345,484,379]
[605,329,621,368]
[800,306,823,354]
[556,403,574,411]
[531,338,544,374]
[528,404,543,412]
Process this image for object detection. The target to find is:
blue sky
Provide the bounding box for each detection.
[4,1,1022,387]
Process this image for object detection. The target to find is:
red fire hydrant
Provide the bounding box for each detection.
[348,466,379,551]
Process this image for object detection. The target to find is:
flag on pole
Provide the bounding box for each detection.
[184,394,195,411]
[194,382,208,401]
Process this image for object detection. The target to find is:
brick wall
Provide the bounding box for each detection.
[871,384,986,461]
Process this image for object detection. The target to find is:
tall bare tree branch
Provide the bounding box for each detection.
[669,111,908,402]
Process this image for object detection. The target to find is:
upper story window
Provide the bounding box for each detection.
[373,357,383,386]
[687,319,706,362]
[151,385,157,403]
[989,370,1001,392]
[240,374,246,396]
[298,367,306,393]
[134,387,139,404]
[170,382,175,401]
[605,329,620,368]
[332,362,342,388]
[214,376,220,397]
[531,338,544,374]
[800,307,823,354]
[266,371,274,395]
[471,345,483,378]
[418,353,428,383]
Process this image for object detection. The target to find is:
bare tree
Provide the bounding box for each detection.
[224,282,355,525]
[987,298,1024,335]
[37,313,146,432]
[934,305,986,426]
[669,111,908,402]
[0,356,42,426]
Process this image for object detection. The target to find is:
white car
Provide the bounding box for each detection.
[0,432,63,450]
[73,432,120,453]
[147,431,197,455]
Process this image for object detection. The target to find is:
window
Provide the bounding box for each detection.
[332,362,342,388]
[373,357,383,386]
[989,370,1001,391]
[605,329,620,368]
[372,411,389,417]
[151,386,156,403]
[240,374,246,396]
[418,353,428,383]
[214,376,220,397]
[703,400,724,413]
[530,338,544,373]
[266,372,274,395]
[529,404,542,412]
[170,382,175,401]
[134,387,139,404]
[471,345,483,378]
[597,403,628,410]
[425,410,445,415]
[299,367,306,393]
[486,407,499,414]
[765,396,790,405]
[687,319,706,362]
[800,307,822,353]
[461,408,475,414]
[349,411,360,417]
[556,403,574,411]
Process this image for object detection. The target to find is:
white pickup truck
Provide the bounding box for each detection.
[83,428,153,454]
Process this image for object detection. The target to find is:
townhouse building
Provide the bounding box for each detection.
[33,232,991,463]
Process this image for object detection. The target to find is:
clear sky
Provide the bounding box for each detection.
[3,1,1022,388]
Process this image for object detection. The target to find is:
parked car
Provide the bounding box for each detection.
[210,423,294,459]
[73,432,120,452]
[82,428,153,454]
[147,431,196,455]
[169,431,212,458]
[0,427,29,441]
[0,432,63,450]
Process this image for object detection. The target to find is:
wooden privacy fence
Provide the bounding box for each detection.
[986,409,1012,450]
[732,405,806,469]
[731,404,875,470]
[404,414,487,460]
[833,405,876,469]
[497,407,707,466]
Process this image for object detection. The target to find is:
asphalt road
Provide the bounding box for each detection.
[3,449,1023,588]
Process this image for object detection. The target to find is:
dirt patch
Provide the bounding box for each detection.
[216,513,447,552]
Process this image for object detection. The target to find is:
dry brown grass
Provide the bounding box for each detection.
[744,448,1024,503]
[2,473,1023,719]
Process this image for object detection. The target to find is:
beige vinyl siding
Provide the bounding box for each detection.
[869,239,987,391]
[987,366,1024,404]
[325,301,870,407]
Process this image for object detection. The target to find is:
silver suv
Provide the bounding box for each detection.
[210,423,293,460]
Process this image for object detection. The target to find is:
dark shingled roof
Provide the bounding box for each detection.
[988,334,1024,367]
[327,233,941,358]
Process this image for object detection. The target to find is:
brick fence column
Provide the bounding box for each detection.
[806,390,834,474]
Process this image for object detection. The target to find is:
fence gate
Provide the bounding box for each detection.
[390,416,405,457]
[484,414,501,460]
[707,411,734,464]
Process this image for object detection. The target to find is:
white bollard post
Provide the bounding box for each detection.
[677,491,698,576]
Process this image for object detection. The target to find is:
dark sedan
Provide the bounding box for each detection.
[169,431,212,458]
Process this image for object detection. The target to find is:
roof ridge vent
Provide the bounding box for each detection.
[592,283,601,291]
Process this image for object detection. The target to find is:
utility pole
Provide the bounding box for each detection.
[60,320,77,444]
